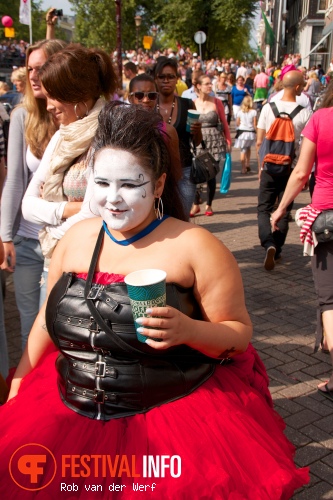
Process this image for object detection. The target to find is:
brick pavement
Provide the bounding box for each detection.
[3,146,333,499]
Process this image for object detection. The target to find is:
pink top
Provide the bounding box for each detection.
[254,73,269,88]
[302,108,333,211]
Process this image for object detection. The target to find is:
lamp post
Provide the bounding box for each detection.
[115,0,122,88]
[151,25,158,51]
[134,15,142,52]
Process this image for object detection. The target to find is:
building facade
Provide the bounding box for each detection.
[259,0,331,72]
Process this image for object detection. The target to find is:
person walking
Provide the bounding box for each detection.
[271,79,333,399]
[191,75,231,217]
[231,76,250,121]
[253,67,269,114]
[234,96,257,174]
[256,70,312,271]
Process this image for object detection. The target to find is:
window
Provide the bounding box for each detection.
[318,0,326,11]
[301,0,310,19]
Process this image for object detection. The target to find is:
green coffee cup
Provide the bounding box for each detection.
[186,109,200,132]
[125,269,167,343]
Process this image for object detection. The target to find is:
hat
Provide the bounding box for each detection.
[280,64,299,80]
[193,53,198,57]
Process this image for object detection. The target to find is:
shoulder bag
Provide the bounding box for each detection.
[190,140,220,184]
[312,210,333,242]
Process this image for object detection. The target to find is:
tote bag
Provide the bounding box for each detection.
[220,153,232,194]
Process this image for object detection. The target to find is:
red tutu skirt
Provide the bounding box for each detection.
[0,344,308,499]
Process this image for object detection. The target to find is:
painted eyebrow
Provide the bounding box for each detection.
[119,178,150,185]
[94,176,150,185]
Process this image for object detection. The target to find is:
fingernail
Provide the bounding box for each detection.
[136,317,144,324]
[137,327,144,333]
[146,308,153,314]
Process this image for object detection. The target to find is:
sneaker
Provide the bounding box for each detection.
[264,246,276,271]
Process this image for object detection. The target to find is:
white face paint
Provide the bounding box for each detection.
[93,148,156,234]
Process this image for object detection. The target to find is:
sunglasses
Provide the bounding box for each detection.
[156,74,177,81]
[129,91,159,101]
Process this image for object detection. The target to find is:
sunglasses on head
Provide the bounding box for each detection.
[156,74,177,81]
[129,91,159,101]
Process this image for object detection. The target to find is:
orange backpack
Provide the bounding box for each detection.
[259,102,304,176]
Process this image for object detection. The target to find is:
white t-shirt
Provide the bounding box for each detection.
[236,109,256,130]
[270,90,312,111]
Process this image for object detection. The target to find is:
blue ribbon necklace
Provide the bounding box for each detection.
[103,215,168,246]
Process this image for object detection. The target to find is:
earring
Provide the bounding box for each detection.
[154,197,164,220]
[89,197,100,217]
[74,102,89,120]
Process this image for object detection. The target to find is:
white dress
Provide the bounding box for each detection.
[234,109,257,150]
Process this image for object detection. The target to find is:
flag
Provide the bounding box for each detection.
[19,0,31,26]
[261,8,275,47]
[257,46,264,58]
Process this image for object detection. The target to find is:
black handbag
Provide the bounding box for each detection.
[190,141,220,184]
[312,210,333,242]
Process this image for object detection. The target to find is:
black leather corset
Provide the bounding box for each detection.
[46,272,218,420]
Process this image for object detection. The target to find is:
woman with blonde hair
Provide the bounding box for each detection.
[234,95,257,174]
[304,71,321,108]
[0,39,66,351]
[10,67,27,97]
[0,82,9,96]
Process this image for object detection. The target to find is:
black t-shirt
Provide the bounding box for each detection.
[174,96,195,168]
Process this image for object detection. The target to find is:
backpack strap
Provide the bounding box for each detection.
[289,104,304,120]
[270,101,304,121]
[269,102,279,118]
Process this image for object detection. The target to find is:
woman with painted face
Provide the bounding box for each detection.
[21,43,118,302]
[0,103,308,498]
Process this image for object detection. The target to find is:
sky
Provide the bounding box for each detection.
[41,0,74,15]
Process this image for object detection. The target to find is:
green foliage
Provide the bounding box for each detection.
[68,0,258,59]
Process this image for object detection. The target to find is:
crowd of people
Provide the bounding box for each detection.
[1,27,333,496]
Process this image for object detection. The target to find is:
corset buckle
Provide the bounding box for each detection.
[95,361,106,377]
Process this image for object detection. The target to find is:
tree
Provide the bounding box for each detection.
[145,0,259,59]
[68,0,258,59]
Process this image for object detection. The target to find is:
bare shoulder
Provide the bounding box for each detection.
[62,217,101,246]
[56,217,102,269]
[166,218,232,259]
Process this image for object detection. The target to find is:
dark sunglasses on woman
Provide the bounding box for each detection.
[129,91,159,101]
[156,74,177,81]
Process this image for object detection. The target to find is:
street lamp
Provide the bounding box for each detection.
[151,25,158,52]
[134,15,142,52]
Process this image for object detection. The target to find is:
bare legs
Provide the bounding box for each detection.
[318,310,333,391]
[240,148,251,174]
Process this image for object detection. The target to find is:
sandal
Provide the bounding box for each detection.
[189,206,200,218]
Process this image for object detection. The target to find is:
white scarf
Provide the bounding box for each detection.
[39,98,105,258]
[42,98,104,202]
